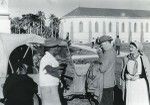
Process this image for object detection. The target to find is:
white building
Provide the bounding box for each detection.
[0,0,10,33]
[59,7,150,43]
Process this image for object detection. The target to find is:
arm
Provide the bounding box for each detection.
[44,65,63,78]
[61,74,73,80]
[45,65,63,71]
[3,75,14,98]
[121,57,127,81]
[142,55,150,85]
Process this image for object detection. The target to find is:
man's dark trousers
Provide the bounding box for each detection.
[100,87,114,105]
[116,46,120,55]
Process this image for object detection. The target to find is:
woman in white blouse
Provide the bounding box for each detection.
[121,42,150,105]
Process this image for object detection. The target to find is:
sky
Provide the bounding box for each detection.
[8,0,150,18]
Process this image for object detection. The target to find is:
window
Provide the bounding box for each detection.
[146,23,149,32]
[134,23,137,32]
[79,21,83,32]
[122,23,125,32]
[109,22,112,32]
[95,22,99,32]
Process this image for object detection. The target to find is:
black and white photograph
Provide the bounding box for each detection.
[0,0,150,105]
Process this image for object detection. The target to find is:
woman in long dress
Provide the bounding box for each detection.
[121,42,150,105]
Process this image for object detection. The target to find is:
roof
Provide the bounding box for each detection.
[63,7,150,18]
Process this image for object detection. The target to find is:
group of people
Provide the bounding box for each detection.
[88,35,150,105]
[2,47,67,105]
[1,34,150,105]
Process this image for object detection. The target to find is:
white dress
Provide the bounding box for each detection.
[126,56,150,105]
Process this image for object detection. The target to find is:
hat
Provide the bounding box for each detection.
[130,42,143,54]
[99,35,113,44]
[130,42,143,51]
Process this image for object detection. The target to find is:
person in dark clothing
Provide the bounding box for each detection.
[3,64,38,105]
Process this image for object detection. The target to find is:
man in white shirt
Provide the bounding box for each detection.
[39,48,62,105]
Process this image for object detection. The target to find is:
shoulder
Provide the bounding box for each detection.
[25,76,37,84]
[41,52,54,62]
[142,53,148,58]
[26,75,35,81]
[141,54,149,62]
[6,74,18,80]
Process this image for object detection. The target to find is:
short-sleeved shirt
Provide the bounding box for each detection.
[39,52,59,86]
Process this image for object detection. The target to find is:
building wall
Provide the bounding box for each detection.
[0,0,10,34]
[60,16,150,43]
[0,15,10,33]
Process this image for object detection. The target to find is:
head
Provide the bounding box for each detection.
[17,64,28,75]
[99,35,113,51]
[129,42,143,55]
[117,36,119,38]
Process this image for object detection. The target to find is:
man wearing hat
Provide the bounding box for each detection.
[98,35,116,105]
[39,47,65,105]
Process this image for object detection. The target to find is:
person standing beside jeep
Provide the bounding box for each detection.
[39,48,63,105]
[98,35,116,105]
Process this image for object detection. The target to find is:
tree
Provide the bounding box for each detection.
[10,11,62,39]
[49,14,60,38]
[37,11,46,36]
[11,17,21,34]
[21,14,39,34]
[42,26,51,38]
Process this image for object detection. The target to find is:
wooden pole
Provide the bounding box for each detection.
[8,60,14,74]
[23,46,30,59]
